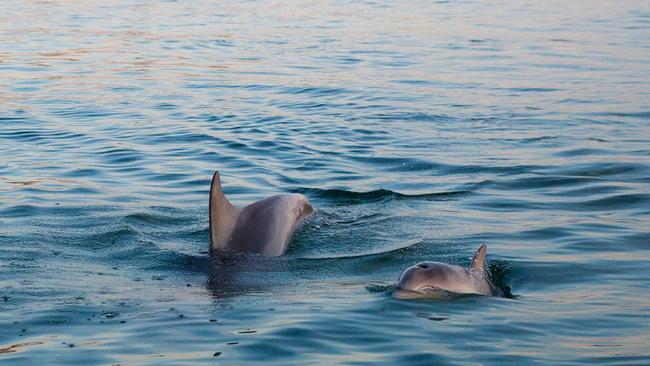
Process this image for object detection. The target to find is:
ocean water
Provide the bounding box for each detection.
[1,0,649,364]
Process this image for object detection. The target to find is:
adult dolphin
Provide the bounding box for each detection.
[395,244,502,298]
[209,171,314,257]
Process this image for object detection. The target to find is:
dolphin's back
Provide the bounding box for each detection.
[227,194,312,256]
[209,171,313,256]
[428,263,491,295]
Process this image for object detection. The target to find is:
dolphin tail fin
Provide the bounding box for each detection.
[209,171,238,254]
[471,244,487,273]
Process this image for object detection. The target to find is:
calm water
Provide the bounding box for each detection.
[1,1,649,364]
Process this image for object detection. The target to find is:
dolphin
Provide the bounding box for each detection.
[395,244,500,298]
[209,171,314,257]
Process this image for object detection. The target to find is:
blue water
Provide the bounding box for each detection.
[1,1,649,364]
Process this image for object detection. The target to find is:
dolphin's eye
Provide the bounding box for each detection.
[417,263,429,269]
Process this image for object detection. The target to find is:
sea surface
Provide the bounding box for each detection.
[1,1,649,365]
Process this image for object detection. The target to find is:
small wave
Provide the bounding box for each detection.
[350,155,543,176]
[494,176,596,191]
[80,226,141,251]
[96,147,144,166]
[546,162,646,179]
[296,187,469,204]
[123,212,194,227]
[298,239,424,260]
[0,128,88,144]
[351,156,440,172]
[196,39,234,48]
[367,112,451,122]
[520,135,559,143]
[0,116,30,123]
[0,204,40,217]
[503,87,560,93]
[139,249,208,272]
[553,148,610,157]
[563,193,650,211]
[280,86,348,96]
[489,261,516,299]
[51,106,136,120]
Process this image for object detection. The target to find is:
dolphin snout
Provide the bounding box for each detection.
[396,265,425,291]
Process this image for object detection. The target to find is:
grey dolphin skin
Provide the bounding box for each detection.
[209,171,314,257]
[396,244,499,298]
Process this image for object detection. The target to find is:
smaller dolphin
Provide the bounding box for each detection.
[395,244,499,298]
[209,171,313,257]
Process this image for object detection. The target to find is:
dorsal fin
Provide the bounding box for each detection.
[209,171,239,254]
[471,244,487,273]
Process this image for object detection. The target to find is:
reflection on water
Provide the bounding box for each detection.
[0,342,44,355]
[1,0,649,365]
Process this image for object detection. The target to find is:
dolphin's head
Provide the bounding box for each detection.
[289,193,314,221]
[395,245,494,297]
[396,261,466,294]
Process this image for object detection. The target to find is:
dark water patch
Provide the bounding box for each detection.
[416,313,448,321]
[0,204,40,217]
[393,79,433,85]
[447,163,544,176]
[279,86,348,96]
[589,111,650,119]
[559,98,600,104]
[142,172,192,183]
[153,102,178,110]
[274,101,330,110]
[161,177,214,189]
[472,198,545,212]
[469,38,497,44]
[0,116,31,123]
[493,175,597,191]
[503,87,560,93]
[544,162,647,180]
[149,131,217,145]
[61,168,101,178]
[367,111,452,123]
[348,156,541,177]
[515,227,575,241]
[122,211,195,228]
[517,260,622,290]
[474,192,650,213]
[519,135,560,144]
[544,184,629,198]
[0,129,88,144]
[388,352,453,366]
[11,185,102,198]
[351,156,440,172]
[553,148,611,157]
[97,148,144,165]
[562,236,649,252]
[141,250,208,272]
[63,225,141,252]
[197,39,234,48]
[560,193,650,212]
[297,239,425,261]
[50,106,135,120]
[573,354,650,366]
